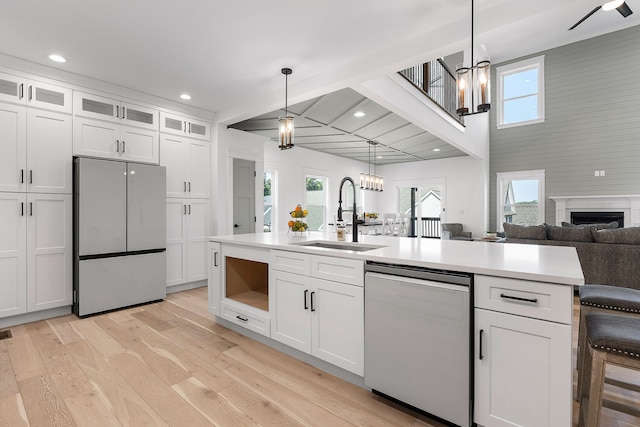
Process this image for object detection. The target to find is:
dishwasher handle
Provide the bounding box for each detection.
[365,271,470,293]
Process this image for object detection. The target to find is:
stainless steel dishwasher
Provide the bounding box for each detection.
[364,261,472,427]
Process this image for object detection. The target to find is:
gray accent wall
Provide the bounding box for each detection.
[489,25,640,230]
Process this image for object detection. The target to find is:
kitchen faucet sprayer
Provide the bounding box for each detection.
[338,177,361,242]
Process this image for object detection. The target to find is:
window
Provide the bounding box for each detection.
[263,171,274,232]
[398,180,445,238]
[305,176,327,231]
[497,56,545,128]
[496,170,545,230]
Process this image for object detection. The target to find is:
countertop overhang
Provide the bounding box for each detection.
[209,232,585,286]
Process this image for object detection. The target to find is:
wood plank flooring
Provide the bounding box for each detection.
[0,287,638,426]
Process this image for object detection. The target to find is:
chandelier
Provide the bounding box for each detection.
[360,141,383,192]
[456,0,490,116]
[278,67,294,150]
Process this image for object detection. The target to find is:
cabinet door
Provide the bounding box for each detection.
[0,103,27,192]
[26,80,72,114]
[474,309,572,427]
[166,199,187,287]
[0,72,26,104]
[159,111,186,136]
[26,194,72,312]
[311,278,364,376]
[73,117,120,160]
[208,242,221,315]
[121,101,158,131]
[0,193,27,318]
[186,117,210,141]
[187,140,210,198]
[120,126,159,164]
[73,91,118,122]
[26,109,72,193]
[186,199,209,283]
[270,270,312,353]
[160,134,188,197]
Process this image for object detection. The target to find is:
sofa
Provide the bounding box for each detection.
[441,223,473,241]
[502,222,640,289]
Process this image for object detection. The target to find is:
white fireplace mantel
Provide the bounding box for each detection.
[550,195,640,227]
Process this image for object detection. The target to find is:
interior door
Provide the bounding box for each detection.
[233,158,255,234]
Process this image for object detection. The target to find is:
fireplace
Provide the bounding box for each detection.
[550,195,640,228]
[570,211,624,227]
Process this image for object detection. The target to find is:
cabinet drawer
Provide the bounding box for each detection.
[311,255,363,287]
[220,300,270,337]
[271,250,310,275]
[475,275,572,324]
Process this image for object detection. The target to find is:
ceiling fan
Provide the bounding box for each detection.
[569,0,633,30]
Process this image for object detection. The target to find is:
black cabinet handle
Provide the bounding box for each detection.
[234,224,239,228]
[500,293,538,304]
[21,202,24,216]
[29,170,33,184]
[188,204,191,215]
[183,205,186,215]
[188,181,191,192]
[29,202,33,216]
[479,329,484,360]
[183,181,187,192]
[116,140,120,153]
[304,289,309,310]
[310,292,316,312]
[188,122,191,133]
[213,252,218,267]
[236,315,248,322]
[184,121,187,133]
[122,107,126,119]
[122,141,125,153]
[116,105,119,118]
[28,85,32,101]
[20,169,24,184]
[19,83,24,99]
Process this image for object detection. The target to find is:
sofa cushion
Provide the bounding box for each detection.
[546,224,594,242]
[561,221,618,229]
[592,227,640,245]
[503,223,547,240]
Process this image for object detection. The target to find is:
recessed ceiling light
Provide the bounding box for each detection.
[433,148,441,152]
[180,94,191,100]
[353,111,365,117]
[49,54,66,63]
[603,0,624,11]
[377,155,383,159]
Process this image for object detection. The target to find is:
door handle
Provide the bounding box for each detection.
[310,292,316,312]
[479,329,484,360]
[234,224,240,228]
[304,289,309,310]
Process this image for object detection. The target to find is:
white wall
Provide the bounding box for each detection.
[377,156,488,237]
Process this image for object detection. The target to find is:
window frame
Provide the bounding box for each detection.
[496,55,545,129]
[263,169,276,233]
[304,174,329,232]
[496,169,545,231]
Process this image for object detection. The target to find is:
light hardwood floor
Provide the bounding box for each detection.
[0,288,638,426]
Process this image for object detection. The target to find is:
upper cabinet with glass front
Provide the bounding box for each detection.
[73,91,158,131]
[0,72,72,114]
[160,111,210,141]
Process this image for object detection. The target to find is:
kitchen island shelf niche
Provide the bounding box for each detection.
[225,256,269,311]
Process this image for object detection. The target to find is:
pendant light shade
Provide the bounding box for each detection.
[360,141,383,192]
[279,67,294,150]
[456,0,491,116]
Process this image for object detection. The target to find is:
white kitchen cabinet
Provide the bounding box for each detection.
[0,72,72,114]
[474,275,572,427]
[160,134,210,198]
[207,241,221,316]
[0,193,72,319]
[73,91,159,164]
[0,193,27,318]
[165,198,209,289]
[160,111,210,141]
[26,194,73,312]
[270,252,364,375]
[0,104,72,194]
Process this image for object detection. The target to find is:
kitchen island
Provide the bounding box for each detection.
[208,231,584,427]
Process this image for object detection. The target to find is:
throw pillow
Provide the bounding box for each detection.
[503,223,547,240]
[546,224,593,242]
[592,227,640,245]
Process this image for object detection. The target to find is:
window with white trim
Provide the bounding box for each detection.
[496,170,545,230]
[305,175,328,231]
[497,56,545,128]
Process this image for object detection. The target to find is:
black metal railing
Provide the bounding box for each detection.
[421,217,441,238]
[399,59,463,125]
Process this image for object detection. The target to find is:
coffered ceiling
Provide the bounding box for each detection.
[229,87,468,165]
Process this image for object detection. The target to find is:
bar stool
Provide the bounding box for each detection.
[577,284,640,399]
[578,313,640,427]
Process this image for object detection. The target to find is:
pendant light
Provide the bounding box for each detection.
[456,0,491,116]
[278,67,294,150]
[359,141,383,192]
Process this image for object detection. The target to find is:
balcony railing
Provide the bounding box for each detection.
[399,59,464,125]
[420,217,441,238]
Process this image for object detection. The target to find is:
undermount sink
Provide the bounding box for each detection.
[294,240,386,252]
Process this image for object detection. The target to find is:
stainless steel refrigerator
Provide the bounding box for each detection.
[73,157,166,316]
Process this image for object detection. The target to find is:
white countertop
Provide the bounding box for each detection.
[209,232,585,286]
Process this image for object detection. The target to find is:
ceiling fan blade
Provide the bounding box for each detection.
[617,1,633,17]
[569,5,602,30]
